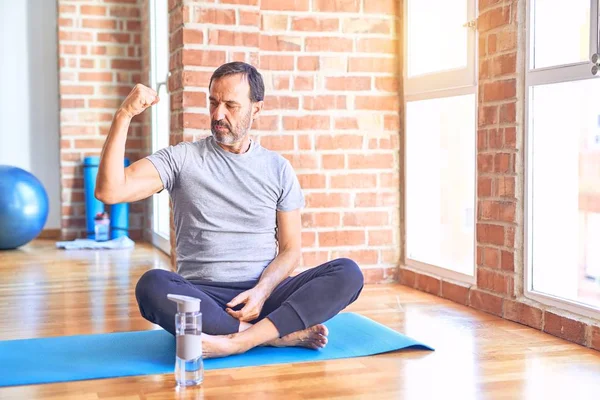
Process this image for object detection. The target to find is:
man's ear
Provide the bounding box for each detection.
[252,101,264,119]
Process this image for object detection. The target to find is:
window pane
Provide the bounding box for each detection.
[407,0,468,77]
[406,94,476,275]
[532,0,590,69]
[155,86,170,151]
[154,0,169,80]
[152,0,170,152]
[151,0,171,242]
[530,78,600,308]
[151,0,170,154]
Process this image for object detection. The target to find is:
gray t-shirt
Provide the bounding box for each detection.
[146,136,305,283]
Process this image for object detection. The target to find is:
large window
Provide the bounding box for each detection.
[404,0,477,281]
[149,0,170,254]
[526,0,600,314]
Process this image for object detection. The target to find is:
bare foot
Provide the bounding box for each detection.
[201,324,329,358]
[202,333,244,359]
[267,324,329,350]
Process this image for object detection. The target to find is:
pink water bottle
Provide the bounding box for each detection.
[94,212,110,241]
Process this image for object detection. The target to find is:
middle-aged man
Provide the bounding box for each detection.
[95,62,364,358]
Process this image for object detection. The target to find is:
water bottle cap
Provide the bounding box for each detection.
[94,212,109,221]
[167,294,201,313]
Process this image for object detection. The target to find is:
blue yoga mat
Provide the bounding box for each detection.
[0,313,433,387]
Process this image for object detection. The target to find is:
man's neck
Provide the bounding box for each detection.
[216,136,251,154]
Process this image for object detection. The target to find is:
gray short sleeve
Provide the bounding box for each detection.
[145,142,188,192]
[277,160,305,211]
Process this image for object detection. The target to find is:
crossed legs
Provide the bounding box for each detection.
[135,258,364,358]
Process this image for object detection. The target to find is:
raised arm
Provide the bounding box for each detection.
[95,84,162,204]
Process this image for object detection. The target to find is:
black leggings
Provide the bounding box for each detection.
[135,258,364,337]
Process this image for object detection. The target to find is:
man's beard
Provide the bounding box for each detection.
[211,109,252,145]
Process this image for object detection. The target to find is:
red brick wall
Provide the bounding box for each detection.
[58,0,146,240]
[475,0,519,311]
[168,0,401,283]
[398,0,600,351]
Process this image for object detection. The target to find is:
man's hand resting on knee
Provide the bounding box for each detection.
[226,287,268,322]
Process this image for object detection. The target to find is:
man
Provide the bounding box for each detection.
[95,62,363,359]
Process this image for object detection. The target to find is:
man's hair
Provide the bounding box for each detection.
[209,62,265,103]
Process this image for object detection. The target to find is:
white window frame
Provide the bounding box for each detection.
[402,0,478,284]
[149,0,170,255]
[524,0,600,318]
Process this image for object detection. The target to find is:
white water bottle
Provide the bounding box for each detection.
[167,294,203,387]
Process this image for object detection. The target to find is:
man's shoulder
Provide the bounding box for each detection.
[189,137,211,149]
[253,140,291,169]
[171,137,211,157]
[167,138,207,150]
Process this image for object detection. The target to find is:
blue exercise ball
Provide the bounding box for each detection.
[0,165,49,250]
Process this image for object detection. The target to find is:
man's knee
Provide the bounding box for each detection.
[135,269,175,319]
[331,257,364,293]
[135,269,170,301]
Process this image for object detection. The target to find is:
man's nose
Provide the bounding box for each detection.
[213,103,226,121]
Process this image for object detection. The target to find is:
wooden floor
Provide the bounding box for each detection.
[1,240,600,399]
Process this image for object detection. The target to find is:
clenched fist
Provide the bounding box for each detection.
[118,84,160,119]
